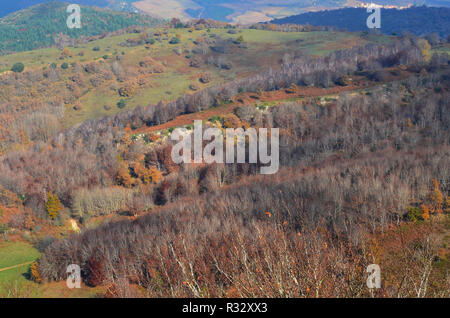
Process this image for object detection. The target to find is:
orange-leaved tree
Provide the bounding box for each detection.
[429,179,443,214]
[116,163,133,188]
[46,192,62,220]
[420,204,430,220]
[29,261,42,283]
[133,161,162,185]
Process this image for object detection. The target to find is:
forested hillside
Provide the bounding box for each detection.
[0,1,131,18]
[0,10,448,298]
[37,55,450,297]
[271,6,450,37]
[0,2,162,54]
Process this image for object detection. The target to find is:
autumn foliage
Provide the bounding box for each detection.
[29,261,42,283]
[46,192,62,220]
[0,34,448,298]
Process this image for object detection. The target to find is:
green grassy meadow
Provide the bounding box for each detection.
[0,28,391,128]
[0,241,40,297]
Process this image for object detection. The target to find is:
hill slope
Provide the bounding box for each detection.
[0,0,114,18]
[271,6,450,37]
[0,0,144,18]
[0,1,162,54]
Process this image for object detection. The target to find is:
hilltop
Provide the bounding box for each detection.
[0,1,163,54]
[0,1,142,18]
[3,1,450,25]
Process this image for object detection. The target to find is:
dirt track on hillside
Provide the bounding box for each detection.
[0,261,33,273]
[133,80,369,135]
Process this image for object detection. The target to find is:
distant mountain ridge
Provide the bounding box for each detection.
[125,0,450,24]
[270,6,450,37]
[0,1,162,54]
[2,1,450,24]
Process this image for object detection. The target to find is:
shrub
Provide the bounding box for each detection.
[189,84,200,91]
[117,99,127,109]
[336,75,351,86]
[29,261,42,283]
[221,61,233,70]
[118,82,136,97]
[209,115,222,123]
[169,37,181,44]
[190,57,201,68]
[46,192,62,220]
[285,83,298,93]
[11,62,24,73]
[199,72,212,84]
[35,236,56,252]
[406,206,422,222]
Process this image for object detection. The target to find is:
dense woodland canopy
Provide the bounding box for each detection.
[0,1,112,18]
[0,2,162,54]
[0,37,445,215]
[37,64,450,297]
[1,35,446,296]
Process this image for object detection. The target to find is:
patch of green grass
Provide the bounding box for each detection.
[0,241,40,269]
[0,241,40,296]
[0,27,392,128]
[0,28,388,73]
